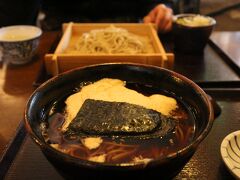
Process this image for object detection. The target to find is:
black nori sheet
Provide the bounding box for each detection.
[66,99,175,138]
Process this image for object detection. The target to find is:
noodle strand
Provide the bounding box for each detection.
[72,25,153,54]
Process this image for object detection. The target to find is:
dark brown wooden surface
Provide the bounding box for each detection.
[210,31,240,69]
[173,45,239,82]
[0,30,239,179]
[0,32,60,157]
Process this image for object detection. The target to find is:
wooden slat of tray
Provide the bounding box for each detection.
[45,53,174,75]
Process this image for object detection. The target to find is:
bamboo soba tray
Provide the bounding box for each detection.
[45,23,174,76]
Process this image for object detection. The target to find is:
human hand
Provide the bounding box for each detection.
[143,4,173,33]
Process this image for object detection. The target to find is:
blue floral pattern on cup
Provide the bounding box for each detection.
[0,38,40,64]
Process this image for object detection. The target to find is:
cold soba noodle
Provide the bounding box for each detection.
[66,25,154,54]
[42,79,195,165]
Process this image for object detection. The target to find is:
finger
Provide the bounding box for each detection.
[151,4,166,19]
[155,7,167,30]
[145,4,173,32]
[161,8,173,29]
[143,16,153,23]
[161,20,172,33]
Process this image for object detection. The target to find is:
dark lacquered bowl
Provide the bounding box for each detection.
[24,63,214,179]
[173,14,216,54]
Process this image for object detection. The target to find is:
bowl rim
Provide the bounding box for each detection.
[173,13,216,28]
[220,130,240,179]
[24,62,215,168]
[0,25,42,43]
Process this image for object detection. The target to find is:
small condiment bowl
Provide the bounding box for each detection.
[220,130,240,179]
[0,25,42,65]
[173,14,216,54]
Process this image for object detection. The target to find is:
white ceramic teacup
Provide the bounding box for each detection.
[0,25,42,65]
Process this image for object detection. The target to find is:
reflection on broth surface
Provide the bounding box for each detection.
[42,79,195,165]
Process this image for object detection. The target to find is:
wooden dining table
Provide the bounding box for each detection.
[0,30,239,179]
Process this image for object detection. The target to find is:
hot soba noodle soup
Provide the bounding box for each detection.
[41,78,195,165]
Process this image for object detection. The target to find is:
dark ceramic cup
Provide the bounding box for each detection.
[24,63,214,179]
[173,14,216,54]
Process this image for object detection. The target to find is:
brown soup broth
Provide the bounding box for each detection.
[42,82,196,164]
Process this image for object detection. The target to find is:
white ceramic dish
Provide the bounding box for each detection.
[220,130,240,179]
[0,25,42,64]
